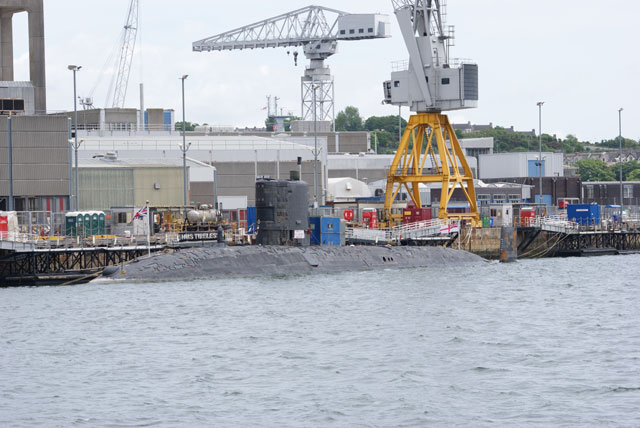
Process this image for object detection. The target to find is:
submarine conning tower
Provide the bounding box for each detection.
[255,177,310,246]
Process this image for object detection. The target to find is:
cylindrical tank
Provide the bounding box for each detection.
[187,209,220,224]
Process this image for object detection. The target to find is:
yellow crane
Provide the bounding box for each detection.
[382,0,480,227]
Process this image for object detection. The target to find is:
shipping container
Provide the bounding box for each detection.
[567,204,600,226]
[309,217,341,246]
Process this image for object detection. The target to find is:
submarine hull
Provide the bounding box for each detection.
[102,245,486,282]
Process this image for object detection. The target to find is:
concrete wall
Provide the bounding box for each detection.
[0,115,70,198]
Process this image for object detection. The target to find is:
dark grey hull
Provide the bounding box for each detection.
[102,244,486,282]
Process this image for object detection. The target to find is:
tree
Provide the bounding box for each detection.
[175,121,198,131]
[334,106,364,131]
[609,160,640,181]
[576,159,616,181]
[628,169,640,181]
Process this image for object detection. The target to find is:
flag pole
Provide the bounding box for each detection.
[146,200,151,257]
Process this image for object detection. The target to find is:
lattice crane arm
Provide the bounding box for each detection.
[193,6,348,52]
[111,0,139,109]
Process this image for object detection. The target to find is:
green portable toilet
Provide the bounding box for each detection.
[65,213,77,237]
[481,214,490,228]
[76,213,85,237]
[91,212,99,236]
[98,212,106,235]
[83,213,91,236]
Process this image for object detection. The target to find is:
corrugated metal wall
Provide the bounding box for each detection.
[0,116,70,197]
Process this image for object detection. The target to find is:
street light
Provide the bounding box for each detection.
[537,101,544,205]
[180,74,189,206]
[68,65,82,210]
[7,115,13,211]
[619,107,624,214]
[312,83,319,208]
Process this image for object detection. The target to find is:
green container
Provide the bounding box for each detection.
[98,212,106,235]
[65,215,77,237]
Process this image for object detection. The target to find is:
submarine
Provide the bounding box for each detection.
[100,177,485,282]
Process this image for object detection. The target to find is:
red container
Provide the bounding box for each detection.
[362,210,378,229]
[403,208,432,224]
[520,208,535,226]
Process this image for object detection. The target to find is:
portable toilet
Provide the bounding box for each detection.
[65,212,77,236]
[98,212,106,235]
[83,213,91,236]
[76,212,85,237]
[91,212,100,236]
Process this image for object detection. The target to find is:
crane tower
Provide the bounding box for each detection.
[382,0,480,226]
[193,6,390,125]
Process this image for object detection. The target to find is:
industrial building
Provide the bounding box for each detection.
[78,156,185,211]
[0,115,70,211]
[76,134,324,207]
[478,152,564,180]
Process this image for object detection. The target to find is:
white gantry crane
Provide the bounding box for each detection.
[382,0,480,227]
[193,5,390,125]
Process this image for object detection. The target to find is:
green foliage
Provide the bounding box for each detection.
[596,137,639,150]
[610,160,640,181]
[175,121,198,131]
[628,169,640,181]
[364,115,408,154]
[576,159,616,181]
[335,106,364,131]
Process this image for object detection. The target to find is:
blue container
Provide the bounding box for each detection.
[567,204,600,226]
[320,233,341,246]
[309,217,341,246]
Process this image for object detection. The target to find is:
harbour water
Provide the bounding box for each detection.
[1,255,639,427]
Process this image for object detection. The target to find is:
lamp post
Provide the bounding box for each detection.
[180,75,189,207]
[7,115,13,211]
[619,107,624,214]
[312,84,319,208]
[68,65,82,210]
[537,101,544,205]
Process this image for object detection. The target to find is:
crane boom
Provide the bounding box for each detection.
[193,6,346,52]
[194,5,390,123]
[112,0,139,109]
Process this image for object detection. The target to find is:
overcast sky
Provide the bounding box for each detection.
[9,0,640,142]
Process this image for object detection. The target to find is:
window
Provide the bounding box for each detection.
[586,185,594,200]
[394,81,400,87]
[359,28,364,33]
[477,194,490,206]
[624,184,633,199]
[349,29,355,34]
[340,30,345,35]
[493,194,506,203]
[441,78,450,85]
[368,28,373,33]
[508,194,521,202]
